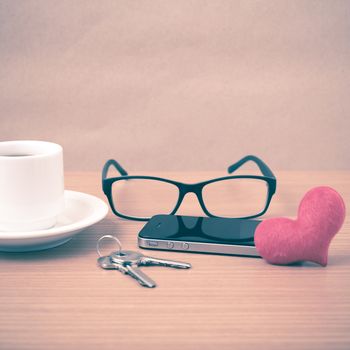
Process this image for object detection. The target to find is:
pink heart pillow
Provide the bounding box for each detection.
[255,186,346,266]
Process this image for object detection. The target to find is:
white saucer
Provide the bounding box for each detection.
[0,190,109,252]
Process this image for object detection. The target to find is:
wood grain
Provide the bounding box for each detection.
[0,171,349,350]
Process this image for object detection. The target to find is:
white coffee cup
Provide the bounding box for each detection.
[0,140,64,232]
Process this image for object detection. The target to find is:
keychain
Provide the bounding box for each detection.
[96,235,191,288]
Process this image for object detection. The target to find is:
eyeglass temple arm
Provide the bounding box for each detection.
[227,155,276,179]
[101,156,274,179]
[102,159,128,182]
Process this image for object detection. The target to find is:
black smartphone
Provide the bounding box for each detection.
[138,214,261,257]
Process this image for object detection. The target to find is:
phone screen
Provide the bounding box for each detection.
[139,215,260,246]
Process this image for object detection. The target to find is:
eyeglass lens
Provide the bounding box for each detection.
[111,179,179,219]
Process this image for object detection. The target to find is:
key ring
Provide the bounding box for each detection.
[96,235,122,257]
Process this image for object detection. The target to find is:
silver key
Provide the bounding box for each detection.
[123,265,156,288]
[110,250,192,269]
[98,255,156,288]
[98,255,128,273]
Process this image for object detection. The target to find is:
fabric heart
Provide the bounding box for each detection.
[254,186,346,266]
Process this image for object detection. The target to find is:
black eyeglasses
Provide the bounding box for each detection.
[102,155,276,221]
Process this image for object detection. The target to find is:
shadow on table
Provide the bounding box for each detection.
[264,254,350,268]
[0,217,122,262]
[327,254,350,266]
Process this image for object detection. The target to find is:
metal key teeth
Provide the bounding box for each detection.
[124,265,156,288]
[140,257,191,269]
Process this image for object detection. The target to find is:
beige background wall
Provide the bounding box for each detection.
[0,0,349,171]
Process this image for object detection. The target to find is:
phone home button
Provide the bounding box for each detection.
[167,242,174,249]
[182,243,189,250]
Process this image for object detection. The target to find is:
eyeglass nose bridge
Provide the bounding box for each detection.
[180,183,202,196]
[174,184,207,214]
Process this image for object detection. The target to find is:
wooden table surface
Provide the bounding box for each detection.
[0,171,349,350]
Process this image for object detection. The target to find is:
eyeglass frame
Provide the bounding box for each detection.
[102,155,277,221]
